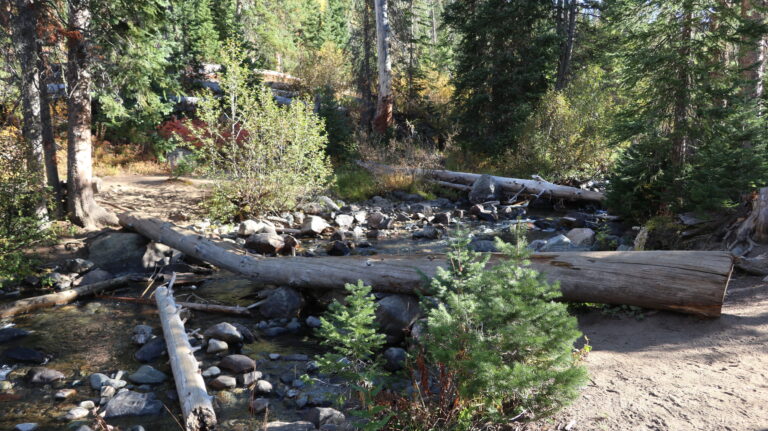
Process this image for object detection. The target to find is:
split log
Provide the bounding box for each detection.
[99,295,252,316]
[356,160,605,202]
[119,214,733,317]
[0,275,138,319]
[155,275,216,430]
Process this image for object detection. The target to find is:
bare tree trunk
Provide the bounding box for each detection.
[555,0,578,91]
[65,0,117,229]
[373,0,394,133]
[12,0,47,219]
[39,49,63,217]
[740,0,766,99]
[671,6,692,169]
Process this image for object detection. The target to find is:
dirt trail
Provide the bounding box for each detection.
[97,174,768,431]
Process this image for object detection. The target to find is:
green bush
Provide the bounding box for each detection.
[192,40,333,220]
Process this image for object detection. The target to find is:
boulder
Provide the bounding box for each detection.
[46,272,72,291]
[305,407,346,428]
[103,391,162,418]
[245,233,285,254]
[134,337,165,363]
[128,365,167,385]
[352,211,367,224]
[540,234,572,252]
[26,367,65,384]
[258,287,303,319]
[566,228,596,247]
[375,294,421,343]
[218,354,257,373]
[88,231,149,273]
[334,214,354,229]
[64,258,95,274]
[204,322,243,344]
[302,216,330,236]
[469,174,499,204]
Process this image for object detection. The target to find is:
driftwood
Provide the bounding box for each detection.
[155,275,216,430]
[725,187,768,256]
[0,275,138,319]
[356,160,605,202]
[119,214,733,317]
[100,295,252,316]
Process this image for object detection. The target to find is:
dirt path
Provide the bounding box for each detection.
[96,175,211,222]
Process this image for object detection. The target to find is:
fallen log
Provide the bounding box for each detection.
[0,275,139,319]
[119,214,733,317]
[155,275,217,430]
[99,295,252,316]
[356,160,605,202]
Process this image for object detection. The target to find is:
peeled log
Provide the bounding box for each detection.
[155,278,216,430]
[119,214,733,317]
[356,160,605,202]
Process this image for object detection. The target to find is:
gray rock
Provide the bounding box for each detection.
[209,375,237,390]
[218,354,257,373]
[239,219,266,236]
[0,327,29,344]
[469,204,498,222]
[13,423,38,431]
[142,242,179,269]
[301,215,330,236]
[75,268,113,286]
[202,366,221,378]
[258,287,303,319]
[237,370,263,387]
[88,232,149,273]
[54,388,76,400]
[264,421,315,431]
[305,316,322,328]
[327,240,351,256]
[207,338,228,353]
[410,203,433,216]
[65,407,89,420]
[128,365,167,385]
[65,258,95,274]
[103,390,162,417]
[89,373,110,389]
[469,239,497,252]
[79,400,96,409]
[540,234,572,252]
[469,174,499,204]
[367,212,393,229]
[412,225,442,240]
[250,397,270,414]
[383,347,407,371]
[305,407,346,428]
[375,294,421,342]
[432,212,451,225]
[134,337,165,363]
[255,379,273,394]
[565,228,595,247]
[26,367,65,384]
[268,353,281,360]
[334,214,354,229]
[46,272,72,291]
[131,325,153,345]
[245,233,285,254]
[204,322,243,344]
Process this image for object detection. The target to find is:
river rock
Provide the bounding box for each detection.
[469,174,499,204]
[3,347,46,364]
[132,325,153,345]
[89,373,110,389]
[301,216,330,236]
[219,354,256,373]
[202,366,221,378]
[375,294,421,343]
[250,397,270,414]
[129,365,167,384]
[0,327,29,344]
[327,240,351,256]
[79,400,96,409]
[209,375,237,390]
[264,421,315,431]
[55,388,76,400]
[469,239,498,252]
[64,258,95,274]
[245,233,285,254]
[258,287,303,319]
[135,337,166,362]
[13,423,38,431]
[203,322,243,343]
[255,379,273,394]
[75,268,113,286]
[334,214,354,229]
[566,228,595,247]
[65,407,89,420]
[305,316,322,328]
[305,407,346,428]
[207,339,228,353]
[88,231,148,273]
[540,234,572,252]
[103,390,162,418]
[239,220,266,236]
[469,204,498,222]
[47,272,72,291]
[367,212,393,229]
[432,211,451,225]
[237,370,263,387]
[26,367,64,384]
[383,347,407,371]
[412,225,442,240]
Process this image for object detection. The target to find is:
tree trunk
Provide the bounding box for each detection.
[12,0,47,219]
[39,48,63,217]
[65,0,117,229]
[119,214,733,317]
[739,0,766,99]
[373,0,393,133]
[155,277,217,431]
[671,5,692,169]
[356,160,606,202]
[100,295,253,316]
[555,0,578,91]
[726,187,768,255]
[0,275,135,319]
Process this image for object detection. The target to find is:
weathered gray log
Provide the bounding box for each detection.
[0,275,137,319]
[119,214,733,317]
[356,160,605,202]
[726,187,768,255]
[155,275,216,430]
[99,295,252,316]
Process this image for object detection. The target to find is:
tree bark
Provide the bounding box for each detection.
[0,275,135,319]
[357,160,606,202]
[555,0,578,91]
[373,0,394,133]
[39,48,63,217]
[12,0,47,219]
[739,0,766,99]
[65,0,117,229]
[119,214,733,317]
[155,277,217,431]
[671,4,692,169]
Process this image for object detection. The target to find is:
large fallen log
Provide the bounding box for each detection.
[356,160,605,202]
[0,275,138,319]
[155,275,217,431]
[119,214,733,317]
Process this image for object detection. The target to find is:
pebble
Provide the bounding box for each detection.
[79,400,96,409]
[65,406,89,420]
[255,379,273,394]
[54,388,77,400]
[207,339,228,353]
[219,354,257,373]
[269,353,281,360]
[209,375,237,390]
[202,366,221,378]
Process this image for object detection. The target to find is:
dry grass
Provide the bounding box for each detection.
[55,140,169,178]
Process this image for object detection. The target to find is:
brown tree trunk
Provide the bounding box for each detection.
[373,0,394,133]
[555,0,578,91]
[39,48,63,217]
[12,0,47,219]
[740,0,766,99]
[65,0,117,229]
[671,5,692,169]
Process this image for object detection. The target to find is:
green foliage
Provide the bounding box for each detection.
[422,228,587,422]
[332,166,379,202]
[192,41,332,220]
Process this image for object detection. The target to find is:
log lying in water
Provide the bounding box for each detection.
[119,214,733,317]
[100,295,252,316]
[356,160,605,202]
[155,275,217,430]
[0,275,138,319]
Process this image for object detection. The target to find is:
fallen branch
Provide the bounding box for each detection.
[119,214,733,317]
[0,275,140,319]
[99,295,252,316]
[155,274,217,430]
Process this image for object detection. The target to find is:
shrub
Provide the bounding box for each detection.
[192,40,333,220]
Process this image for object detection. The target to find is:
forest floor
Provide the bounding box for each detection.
[85,175,768,430]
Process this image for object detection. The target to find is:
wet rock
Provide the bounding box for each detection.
[75,268,113,286]
[469,239,497,252]
[375,295,421,343]
[13,423,38,431]
[255,379,273,394]
[258,287,303,319]
[64,258,95,274]
[263,327,287,337]
[132,325,153,345]
[469,174,499,204]
[79,400,96,409]
[89,373,110,389]
[209,375,237,390]
[366,229,382,239]
[26,367,64,384]
[46,272,72,291]
[0,327,29,344]
[334,214,354,229]
[207,339,228,353]
[88,231,149,273]
[412,225,442,240]
[367,212,393,229]
[134,337,165,363]
[469,204,498,222]
[250,397,270,414]
[540,234,572,252]
[499,205,525,219]
[65,407,89,420]
[204,322,243,344]
[264,421,315,431]
[202,366,221,378]
[305,316,322,329]
[231,323,254,343]
[103,390,162,418]
[306,361,320,374]
[302,216,331,236]
[327,241,351,256]
[238,370,263,387]
[239,220,266,236]
[566,228,595,247]
[283,235,301,255]
[74,426,94,431]
[284,353,309,361]
[246,233,285,254]
[218,354,257,373]
[410,203,433,216]
[129,365,167,385]
[432,212,451,225]
[3,347,46,364]
[305,407,346,428]
[383,347,407,371]
[54,388,76,400]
